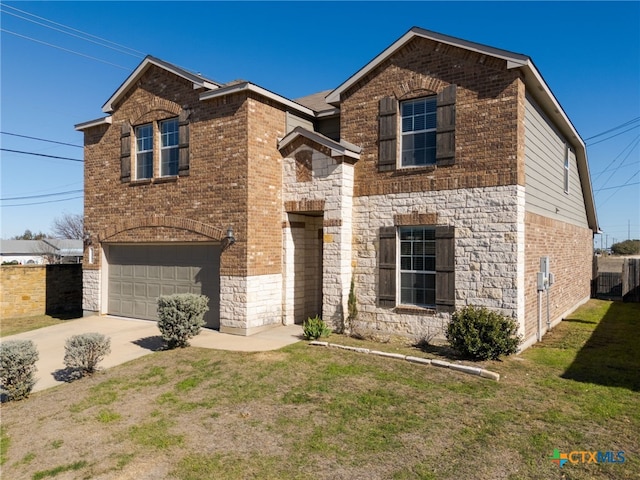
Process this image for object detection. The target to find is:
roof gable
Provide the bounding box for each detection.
[102,56,222,113]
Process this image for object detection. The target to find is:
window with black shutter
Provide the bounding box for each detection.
[378,97,397,172]
[120,122,131,183]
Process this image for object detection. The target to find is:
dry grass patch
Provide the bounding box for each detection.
[0,300,638,479]
[0,314,80,338]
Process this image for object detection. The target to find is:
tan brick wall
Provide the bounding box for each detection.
[0,265,82,319]
[0,266,46,318]
[83,65,252,277]
[524,211,593,342]
[246,94,286,276]
[340,36,524,198]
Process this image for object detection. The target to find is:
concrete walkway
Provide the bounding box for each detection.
[2,316,303,393]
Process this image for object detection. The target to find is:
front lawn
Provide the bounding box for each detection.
[0,299,638,479]
[0,314,80,338]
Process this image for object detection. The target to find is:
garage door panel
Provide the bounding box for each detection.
[107,244,220,327]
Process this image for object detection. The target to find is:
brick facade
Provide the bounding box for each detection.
[522,212,593,348]
[79,29,596,344]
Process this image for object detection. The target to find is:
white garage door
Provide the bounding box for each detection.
[107,244,220,329]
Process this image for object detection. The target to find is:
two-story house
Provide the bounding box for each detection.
[76,27,598,350]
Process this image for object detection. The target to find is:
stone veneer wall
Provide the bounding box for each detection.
[282,147,355,330]
[82,268,99,313]
[219,274,282,335]
[522,211,592,349]
[352,185,525,339]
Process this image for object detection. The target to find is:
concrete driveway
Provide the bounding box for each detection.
[2,316,303,393]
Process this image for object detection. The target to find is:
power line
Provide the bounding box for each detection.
[592,160,640,176]
[1,131,83,148]
[1,28,130,70]
[1,189,83,201]
[595,180,640,192]
[0,148,83,162]
[0,2,145,56]
[596,171,640,208]
[592,135,640,188]
[585,116,640,141]
[587,125,640,147]
[0,8,144,59]
[0,195,83,208]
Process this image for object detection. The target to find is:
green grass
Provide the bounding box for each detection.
[32,461,87,480]
[0,425,9,466]
[1,299,638,480]
[0,315,80,338]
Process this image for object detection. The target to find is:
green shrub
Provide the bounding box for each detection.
[445,306,521,360]
[302,315,331,340]
[0,339,39,401]
[64,333,111,377]
[157,293,209,349]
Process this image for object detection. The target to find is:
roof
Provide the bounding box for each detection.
[101,55,222,114]
[324,26,599,232]
[278,126,361,161]
[0,239,83,256]
[295,90,339,117]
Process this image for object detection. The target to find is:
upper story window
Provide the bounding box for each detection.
[135,123,153,180]
[401,97,437,167]
[160,118,179,177]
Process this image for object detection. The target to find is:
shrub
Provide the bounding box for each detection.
[302,315,331,340]
[0,340,39,401]
[64,333,111,377]
[445,306,521,360]
[157,293,209,349]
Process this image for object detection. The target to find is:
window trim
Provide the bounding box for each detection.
[160,117,179,177]
[397,226,437,308]
[563,143,570,194]
[135,123,154,180]
[400,96,437,169]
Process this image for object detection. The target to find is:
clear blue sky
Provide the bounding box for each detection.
[1,1,639,246]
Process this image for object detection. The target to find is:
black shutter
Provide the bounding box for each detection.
[120,122,131,183]
[378,226,396,308]
[435,225,455,312]
[178,110,190,176]
[378,97,397,172]
[436,84,456,166]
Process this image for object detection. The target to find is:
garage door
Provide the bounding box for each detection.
[107,244,220,329]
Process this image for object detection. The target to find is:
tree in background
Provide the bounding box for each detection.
[611,239,640,256]
[12,229,47,240]
[51,213,83,239]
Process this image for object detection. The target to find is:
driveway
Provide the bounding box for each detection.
[2,316,303,393]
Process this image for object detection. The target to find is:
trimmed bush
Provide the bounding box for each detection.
[157,293,209,349]
[446,306,521,360]
[302,315,331,340]
[64,333,111,377]
[0,340,39,401]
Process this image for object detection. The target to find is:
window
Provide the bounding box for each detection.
[160,118,179,176]
[564,144,570,194]
[399,227,436,306]
[401,97,437,167]
[135,123,153,179]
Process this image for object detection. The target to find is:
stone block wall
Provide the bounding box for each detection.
[522,211,593,348]
[352,185,524,339]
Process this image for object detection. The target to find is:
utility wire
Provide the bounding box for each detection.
[1,131,83,148]
[597,171,640,208]
[0,148,83,162]
[0,195,83,207]
[1,189,83,201]
[0,8,144,59]
[0,2,145,56]
[595,180,640,192]
[587,125,640,146]
[1,29,130,70]
[592,160,640,176]
[592,135,640,188]
[585,116,640,141]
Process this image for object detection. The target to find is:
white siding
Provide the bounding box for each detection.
[524,94,588,228]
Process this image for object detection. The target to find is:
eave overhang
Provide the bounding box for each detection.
[278,126,361,161]
[74,116,112,131]
[102,55,221,114]
[200,82,315,118]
